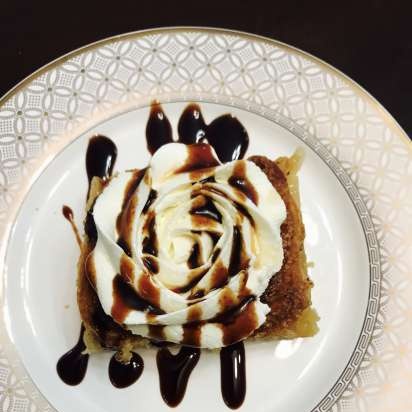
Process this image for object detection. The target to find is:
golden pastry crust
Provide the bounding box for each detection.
[77,153,318,353]
[250,153,318,339]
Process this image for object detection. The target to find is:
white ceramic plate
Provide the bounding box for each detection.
[0,28,411,412]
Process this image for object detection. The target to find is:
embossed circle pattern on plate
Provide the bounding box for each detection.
[0,28,410,412]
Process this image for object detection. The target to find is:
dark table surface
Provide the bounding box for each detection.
[2,1,411,137]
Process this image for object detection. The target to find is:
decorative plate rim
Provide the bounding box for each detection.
[0,26,410,145]
[0,26,410,412]
[2,94,380,412]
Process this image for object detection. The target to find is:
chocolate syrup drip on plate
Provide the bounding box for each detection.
[108,352,144,388]
[62,205,82,247]
[146,101,173,154]
[85,135,117,194]
[147,102,249,163]
[62,205,74,221]
[157,346,201,407]
[56,324,89,386]
[84,135,117,246]
[177,103,207,144]
[205,115,249,163]
[220,341,246,409]
[177,103,249,163]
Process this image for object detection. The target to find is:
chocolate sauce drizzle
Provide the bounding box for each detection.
[147,102,249,163]
[56,325,89,386]
[116,169,146,257]
[112,274,164,323]
[220,342,246,409]
[142,214,158,256]
[62,205,82,247]
[190,196,223,223]
[228,161,258,205]
[157,347,201,407]
[108,352,144,388]
[228,226,248,277]
[84,136,118,246]
[85,135,117,194]
[187,242,201,269]
[58,102,251,408]
[146,102,173,154]
[177,103,207,144]
[62,205,74,221]
[84,208,98,246]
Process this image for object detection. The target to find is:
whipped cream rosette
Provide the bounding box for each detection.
[88,143,286,348]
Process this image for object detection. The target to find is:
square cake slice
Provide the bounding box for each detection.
[77,150,318,354]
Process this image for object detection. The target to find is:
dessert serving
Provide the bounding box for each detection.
[58,102,318,409]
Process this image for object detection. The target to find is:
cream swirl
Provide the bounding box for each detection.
[88,143,286,348]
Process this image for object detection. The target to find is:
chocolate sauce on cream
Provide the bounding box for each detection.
[187,242,201,269]
[142,213,158,256]
[148,324,166,342]
[175,143,220,174]
[228,161,258,205]
[108,352,144,388]
[116,238,132,258]
[212,296,255,324]
[116,169,146,257]
[209,259,230,290]
[157,346,201,407]
[142,189,158,214]
[208,231,221,246]
[220,342,246,409]
[203,185,255,227]
[190,195,222,223]
[56,325,89,386]
[142,256,159,274]
[228,226,249,277]
[182,324,202,347]
[172,269,208,294]
[111,274,164,323]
